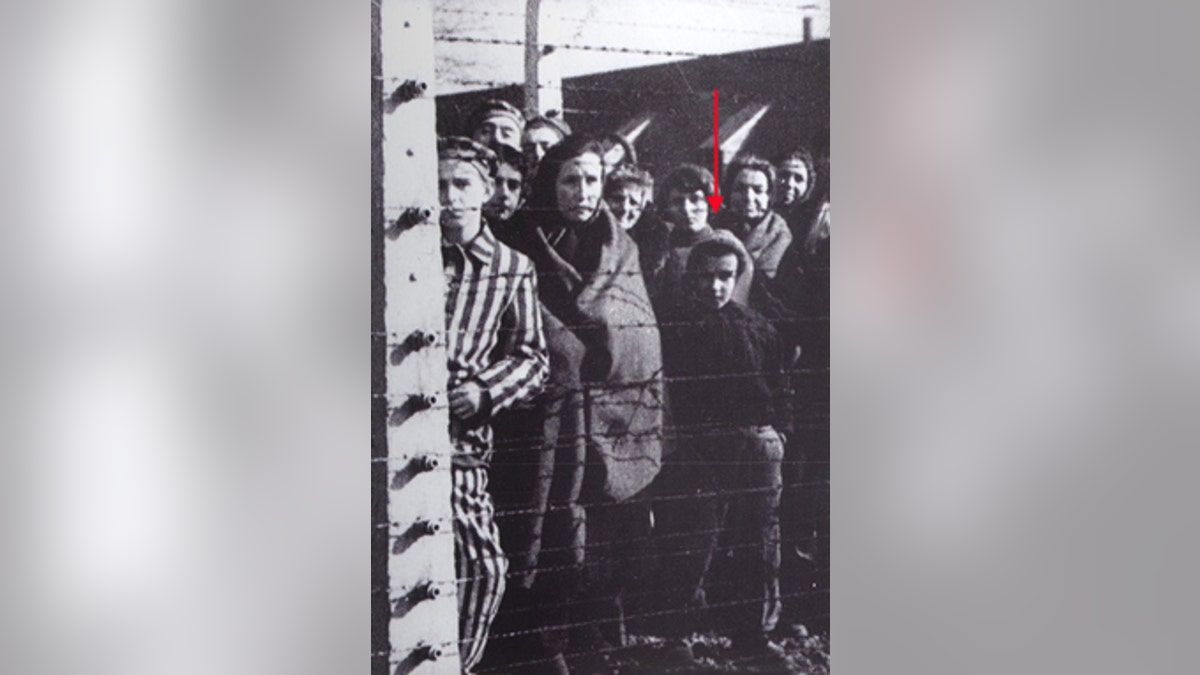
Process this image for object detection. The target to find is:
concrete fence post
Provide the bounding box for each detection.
[374,0,460,673]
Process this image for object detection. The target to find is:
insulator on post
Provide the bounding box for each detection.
[388,79,428,107]
[404,330,438,351]
[418,519,441,536]
[416,644,444,662]
[409,393,438,410]
[390,206,433,235]
[417,582,442,602]
[416,455,441,472]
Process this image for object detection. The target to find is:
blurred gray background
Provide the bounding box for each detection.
[3,0,1200,673]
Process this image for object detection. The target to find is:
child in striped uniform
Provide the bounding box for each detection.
[437,137,549,672]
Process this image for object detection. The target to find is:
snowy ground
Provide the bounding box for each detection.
[610,625,830,674]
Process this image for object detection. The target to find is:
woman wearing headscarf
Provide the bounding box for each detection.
[773,146,825,242]
[498,134,665,670]
[714,155,793,280]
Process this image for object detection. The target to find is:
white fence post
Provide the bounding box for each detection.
[376,0,460,673]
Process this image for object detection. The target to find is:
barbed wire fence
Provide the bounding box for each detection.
[374,1,829,673]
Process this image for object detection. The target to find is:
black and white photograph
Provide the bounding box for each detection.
[19,2,1200,675]
[373,1,830,672]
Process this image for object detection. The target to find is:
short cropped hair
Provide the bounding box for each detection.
[466,99,525,135]
[688,237,746,277]
[525,112,572,138]
[723,155,775,198]
[437,136,498,181]
[603,165,654,201]
[657,164,714,203]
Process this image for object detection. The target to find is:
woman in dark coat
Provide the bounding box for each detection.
[502,135,664,498]
[497,134,665,669]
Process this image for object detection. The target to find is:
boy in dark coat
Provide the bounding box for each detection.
[655,234,792,668]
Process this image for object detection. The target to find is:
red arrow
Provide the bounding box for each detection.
[707,90,725,213]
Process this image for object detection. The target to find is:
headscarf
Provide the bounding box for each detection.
[521,134,608,221]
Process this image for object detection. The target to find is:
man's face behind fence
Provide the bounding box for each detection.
[484,162,523,222]
[522,125,563,167]
[473,115,522,152]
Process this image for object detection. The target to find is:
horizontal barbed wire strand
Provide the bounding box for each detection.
[434,34,823,66]
[413,535,824,585]
[435,5,821,37]
[482,589,826,643]
[484,581,831,631]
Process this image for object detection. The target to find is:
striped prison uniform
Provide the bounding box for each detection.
[442,224,548,671]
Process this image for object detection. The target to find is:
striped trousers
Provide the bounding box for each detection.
[453,465,508,672]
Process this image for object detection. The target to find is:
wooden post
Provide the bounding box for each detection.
[523,0,542,117]
[536,16,563,117]
[375,1,460,673]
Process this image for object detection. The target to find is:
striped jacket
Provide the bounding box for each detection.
[443,224,549,467]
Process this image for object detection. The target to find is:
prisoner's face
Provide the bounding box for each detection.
[555,152,604,224]
[522,125,563,166]
[778,160,811,206]
[690,252,739,310]
[606,184,647,230]
[472,114,522,151]
[438,159,492,239]
[730,168,771,222]
[484,163,523,222]
[666,188,710,232]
